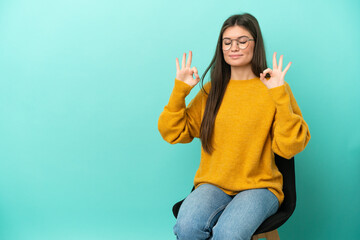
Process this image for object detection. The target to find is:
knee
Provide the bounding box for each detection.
[173,218,208,240]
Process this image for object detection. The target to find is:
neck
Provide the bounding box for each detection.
[230,64,257,80]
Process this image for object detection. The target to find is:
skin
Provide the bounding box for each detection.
[260,52,292,89]
[175,51,200,88]
[175,26,292,89]
[222,25,257,80]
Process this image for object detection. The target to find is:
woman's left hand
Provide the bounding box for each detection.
[260,52,292,89]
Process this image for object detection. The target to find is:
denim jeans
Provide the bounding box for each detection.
[173,183,279,240]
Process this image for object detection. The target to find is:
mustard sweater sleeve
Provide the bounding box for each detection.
[268,82,311,159]
[158,78,203,144]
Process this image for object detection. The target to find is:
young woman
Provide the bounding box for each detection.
[158,13,311,239]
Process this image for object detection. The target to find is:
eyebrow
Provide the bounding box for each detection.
[222,35,248,39]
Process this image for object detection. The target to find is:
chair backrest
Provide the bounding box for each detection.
[172,153,296,235]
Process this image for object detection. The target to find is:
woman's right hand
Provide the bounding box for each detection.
[175,51,200,87]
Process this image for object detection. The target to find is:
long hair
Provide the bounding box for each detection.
[198,13,268,155]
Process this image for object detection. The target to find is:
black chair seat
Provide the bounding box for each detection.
[172,153,296,235]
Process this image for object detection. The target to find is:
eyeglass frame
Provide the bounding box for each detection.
[222,36,255,51]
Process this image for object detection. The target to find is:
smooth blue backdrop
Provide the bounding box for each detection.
[0,0,359,239]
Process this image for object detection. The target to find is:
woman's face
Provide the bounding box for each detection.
[222,25,255,67]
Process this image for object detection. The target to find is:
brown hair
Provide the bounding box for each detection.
[198,13,269,155]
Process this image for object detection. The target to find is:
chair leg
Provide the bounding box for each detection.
[252,229,280,240]
[252,234,260,240]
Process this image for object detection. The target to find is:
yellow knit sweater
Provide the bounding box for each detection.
[158,77,311,207]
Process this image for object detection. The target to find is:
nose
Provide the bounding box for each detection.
[230,40,240,51]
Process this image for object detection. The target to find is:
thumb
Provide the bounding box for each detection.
[194,72,200,81]
[259,73,266,84]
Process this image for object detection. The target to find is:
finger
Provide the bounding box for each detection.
[273,52,278,70]
[181,53,186,69]
[262,68,272,79]
[279,54,283,70]
[282,62,292,76]
[191,66,198,74]
[186,51,192,68]
[263,68,272,76]
[259,73,267,84]
[176,58,180,72]
[192,67,200,80]
[194,72,200,81]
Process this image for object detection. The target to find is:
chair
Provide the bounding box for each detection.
[172,153,296,240]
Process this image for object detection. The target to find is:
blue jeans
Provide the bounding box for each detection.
[173,183,279,240]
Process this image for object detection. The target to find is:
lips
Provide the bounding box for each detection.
[229,54,243,59]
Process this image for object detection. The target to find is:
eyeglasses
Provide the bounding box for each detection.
[222,36,255,51]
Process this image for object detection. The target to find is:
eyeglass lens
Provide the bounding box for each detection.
[223,37,250,50]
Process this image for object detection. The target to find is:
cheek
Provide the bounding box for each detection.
[245,46,254,55]
[244,47,254,59]
[223,51,229,60]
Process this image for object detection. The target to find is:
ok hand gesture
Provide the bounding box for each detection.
[176,51,200,87]
[259,52,292,89]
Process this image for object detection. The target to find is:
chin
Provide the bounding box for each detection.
[226,60,250,67]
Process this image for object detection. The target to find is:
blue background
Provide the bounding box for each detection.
[0,0,359,239]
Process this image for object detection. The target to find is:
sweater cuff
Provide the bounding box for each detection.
[268,84,294,113]
[166,78,194,112]
[173,78,193,96]
[268,84,289,105]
